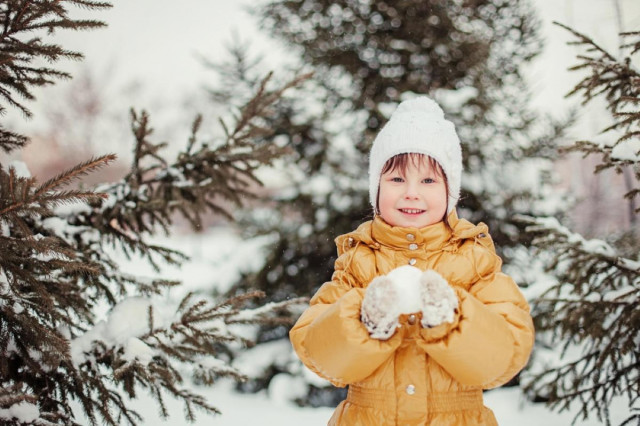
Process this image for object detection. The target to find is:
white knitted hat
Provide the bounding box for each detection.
[368,96,462,214]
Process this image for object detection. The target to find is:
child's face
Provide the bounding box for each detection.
[378,156,447,228]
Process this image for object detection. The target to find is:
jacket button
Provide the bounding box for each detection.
[409,243,418,250]
[408,258,416,266]
[406,384,416,395]
[406,233,415,241]
[408,314,416,325]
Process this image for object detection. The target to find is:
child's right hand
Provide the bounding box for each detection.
[360,275,399,340]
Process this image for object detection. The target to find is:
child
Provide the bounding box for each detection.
[289,96,535,425]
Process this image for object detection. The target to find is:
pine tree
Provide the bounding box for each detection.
[208,0,569,405]
[0,1,307,424]
[520,24,639,426]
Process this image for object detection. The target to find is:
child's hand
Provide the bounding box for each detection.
[419,270,459,328]
[361,276,399,340]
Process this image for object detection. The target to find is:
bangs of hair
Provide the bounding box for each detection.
[381,153,445,179]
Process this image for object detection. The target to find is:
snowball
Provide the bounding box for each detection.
[386,265,423,314]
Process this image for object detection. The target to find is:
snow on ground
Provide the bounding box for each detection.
[80,380,626,425]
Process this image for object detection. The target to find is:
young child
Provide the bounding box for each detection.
[289,97,535,425]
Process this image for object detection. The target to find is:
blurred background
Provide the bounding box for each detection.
[1,0,638,424]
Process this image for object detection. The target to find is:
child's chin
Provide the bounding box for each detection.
[391,215,430,228]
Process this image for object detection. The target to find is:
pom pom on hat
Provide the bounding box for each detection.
[394,96,445,120]
[368,96,462,214]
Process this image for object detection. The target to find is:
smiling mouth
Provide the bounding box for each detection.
[399,208,425,215]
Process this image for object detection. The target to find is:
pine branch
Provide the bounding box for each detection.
[518,215,639,425]
[0,0,111,117]
[0,67,308,424]
[34,155,116,196]
[555,23,640,213]
[0,126,29,153]
[0,154,114,219]
[88,71,309,260]
[64,291,307,425]
[561,139,640,212]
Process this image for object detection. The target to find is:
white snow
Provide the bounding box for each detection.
[432,86,479,111]
[69,378,631,426]
[8,161,31,178]
[0,401,40,423]
[385,266,458,326]
[611,137,640,161]
[121,337,154,365]
[70,297,157,365]
[301,174,333,196]
[52,202,92,217]
[0,220,9,237]
[268,373,308,405]
[386,265,423,314]
[232,339,292,378]
[0,269,9,296]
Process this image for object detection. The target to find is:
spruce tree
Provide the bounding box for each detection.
[0,1,306,424]
[209,0,569,405]
[520,24,639,426]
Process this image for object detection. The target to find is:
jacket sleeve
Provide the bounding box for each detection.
[289,250,403,387]
[416,251,535,389]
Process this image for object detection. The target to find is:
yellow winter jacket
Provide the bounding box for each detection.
[290,210,534,425]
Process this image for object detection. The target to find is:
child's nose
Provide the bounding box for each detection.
[404,183,419,198]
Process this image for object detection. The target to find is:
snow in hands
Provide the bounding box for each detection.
[361,266,458,340]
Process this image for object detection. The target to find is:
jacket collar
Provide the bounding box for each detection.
[371,210,455,251]
[336,209,490,255]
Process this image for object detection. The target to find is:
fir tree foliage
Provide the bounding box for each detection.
[0,1,308,424]
[0,0,110,152]
[520,24,640,426]
[556,23,640,213]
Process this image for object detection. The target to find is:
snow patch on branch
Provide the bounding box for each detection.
[8,160,31,178]
[70,297,160,366]
[0,401,39,423]
[528,216,619,258]
[611,137,640,162]
[121,337,155,365]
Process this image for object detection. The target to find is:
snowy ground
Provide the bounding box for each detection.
[111,380,630,426]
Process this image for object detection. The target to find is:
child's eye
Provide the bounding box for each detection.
[391,177,404,183]
[422,178,435,184]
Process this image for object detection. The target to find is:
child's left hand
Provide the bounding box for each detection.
[418,269,459,328]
